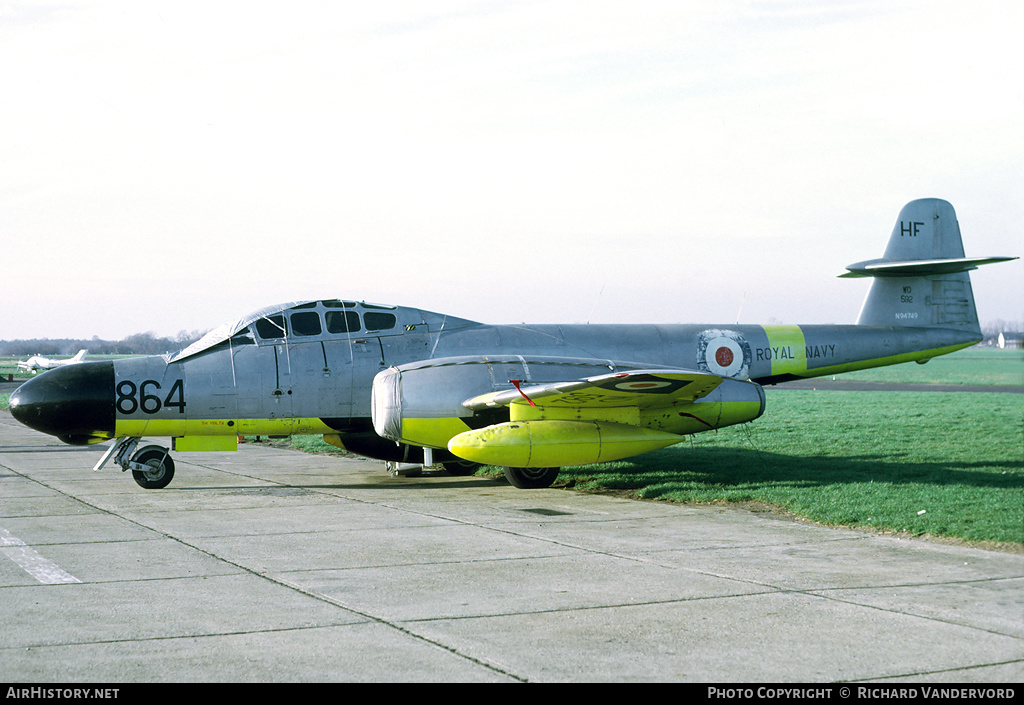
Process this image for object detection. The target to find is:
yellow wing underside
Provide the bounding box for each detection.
[463,370,724,412]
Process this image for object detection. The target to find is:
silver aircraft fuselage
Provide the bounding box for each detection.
[9,299,978,451]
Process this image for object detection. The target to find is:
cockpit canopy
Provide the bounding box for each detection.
[169,299,410,362]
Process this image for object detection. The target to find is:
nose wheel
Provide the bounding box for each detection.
[130,446,176,489]
[100,438,177,489]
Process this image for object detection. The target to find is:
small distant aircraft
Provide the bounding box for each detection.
[16,349,88,373]
[9,199,1016,490]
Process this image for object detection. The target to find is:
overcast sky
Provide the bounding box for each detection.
[2,1,1021,341]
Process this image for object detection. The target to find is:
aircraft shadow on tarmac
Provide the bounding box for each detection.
[169,445,1022,496]
[550,444,1024,495]
[5,432,1019,495]
[170,477,508,492]
[0,445,107,453]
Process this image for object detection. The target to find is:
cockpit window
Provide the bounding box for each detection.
[230,329,255,345]
[365,312,397,331]
[255,314,287,340]
[169,299,416,361]
[326,310,361,334]
[291,311,322,336]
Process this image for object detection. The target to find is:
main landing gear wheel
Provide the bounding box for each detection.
[443,460,480,476]
[502,466,559,489]
[131,446,175,489]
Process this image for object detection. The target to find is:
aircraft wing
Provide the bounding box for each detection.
[462,370,723,411]
[374,356,765,469]
[450,369,763,468]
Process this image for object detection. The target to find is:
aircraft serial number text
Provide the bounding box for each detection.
[116,379,186,415]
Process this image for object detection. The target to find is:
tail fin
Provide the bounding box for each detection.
[842,198,1015,332]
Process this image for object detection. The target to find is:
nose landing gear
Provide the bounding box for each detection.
[95,437,176,489]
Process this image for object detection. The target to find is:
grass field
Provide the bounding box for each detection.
[2,347,1021,547]
[547,390,1023,544]
[821,346,1023,386]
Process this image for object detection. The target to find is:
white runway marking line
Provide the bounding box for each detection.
[0,526,81,584]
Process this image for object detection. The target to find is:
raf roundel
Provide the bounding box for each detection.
[703,335,745,377]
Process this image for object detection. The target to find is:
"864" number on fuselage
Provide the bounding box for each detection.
[116,379,186,415]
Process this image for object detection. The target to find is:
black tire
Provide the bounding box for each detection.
[503,466,559,489]
[443,460,480,476]
[131,446,175,489]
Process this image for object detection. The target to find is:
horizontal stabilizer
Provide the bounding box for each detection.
[841,256,1017,278]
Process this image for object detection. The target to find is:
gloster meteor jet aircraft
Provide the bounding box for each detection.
[9,199,1016,490]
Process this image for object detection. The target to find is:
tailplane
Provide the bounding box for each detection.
[842,199,1015,332]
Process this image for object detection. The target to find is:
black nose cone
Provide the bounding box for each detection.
[9,361,115,444]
